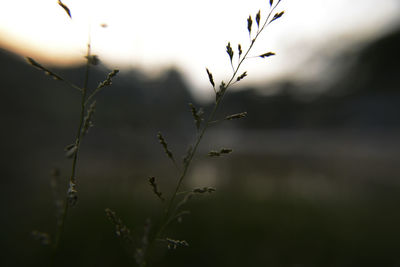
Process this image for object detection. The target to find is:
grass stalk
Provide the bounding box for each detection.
[29,2,120,265]
[143,1,285,264]
[51,43,92,262]
[103,2,285,266]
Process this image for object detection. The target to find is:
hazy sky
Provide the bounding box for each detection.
[0,0,399,98]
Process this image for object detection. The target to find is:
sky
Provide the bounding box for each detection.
[0,0,399,99]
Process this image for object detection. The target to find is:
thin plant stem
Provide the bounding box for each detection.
[52,42,92,256]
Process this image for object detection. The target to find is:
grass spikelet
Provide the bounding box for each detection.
[247,15,253,37]
[105,208,132,243]
[157,132,175,161]
[208,150,220,157]
[165,238,189,250]
[189,103,204,130]
[57,0,72,19]
[97,69,119,89]
[259,52,276,58]
[148,177,165,202]
[208,148,233,157]
[225,112,248,120]
[256,10,261,28]
[216,81,227,102]
[271,11,285,23]
[206,68,216,91]
[193,187,216,194]
[25,57,64,81]
[236,71,247,82]
[67,181,78,206]
[85,69,119,104]
[220,148,233,154]
[226,42,234,70]
[82,101,96,136]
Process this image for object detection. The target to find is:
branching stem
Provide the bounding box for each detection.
[145,1,283,263]
[52,43,91,260]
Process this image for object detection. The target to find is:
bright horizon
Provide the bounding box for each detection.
[0,0,399,99]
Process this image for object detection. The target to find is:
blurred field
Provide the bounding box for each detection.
[4,152,400,267]
[3,129,400,267]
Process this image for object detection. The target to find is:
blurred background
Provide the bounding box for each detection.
[1,0,400,266]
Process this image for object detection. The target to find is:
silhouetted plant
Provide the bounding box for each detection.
[106,1,285,266]
[29,0,119,262]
